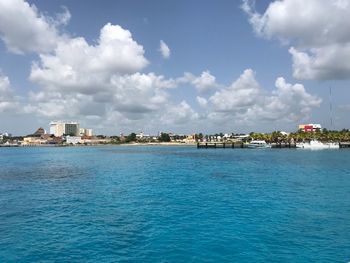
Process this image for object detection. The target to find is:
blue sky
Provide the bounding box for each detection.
[0,0,350,135]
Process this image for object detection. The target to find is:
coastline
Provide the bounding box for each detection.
[121,142,196,146]
[0,142,197,148]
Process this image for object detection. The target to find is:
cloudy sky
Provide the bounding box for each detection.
[1,0,350,135]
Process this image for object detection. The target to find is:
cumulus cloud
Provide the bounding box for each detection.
[0,74,20,112]
[196,96,208,107]
[161,101,199,125]
[28,72,175,118]
[207,69,321,123]
[289,45,350,80]
[30,23,149,90]
[210,69,261,111]
[20,17,201,131]
[178,70,220,93]
[159,40,170,59]
[0,0,324,133]
[25,22,183,127]
[54,6,71,26]
[242,0,350,80]
[0,0,68,54]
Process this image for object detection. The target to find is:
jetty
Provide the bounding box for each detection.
[197,142,298,149]
[197,142,244,149]
[198,142,350,149]
[340,142,350,148]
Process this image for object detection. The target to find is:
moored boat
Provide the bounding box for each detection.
[247,140,271,148]
[296,139,339,149]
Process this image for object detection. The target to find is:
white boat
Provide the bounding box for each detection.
[247,140,271,148]
[296,139,339,149]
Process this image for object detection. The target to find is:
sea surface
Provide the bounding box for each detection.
[0,146,349,262]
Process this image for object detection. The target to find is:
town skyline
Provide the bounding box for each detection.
[0,120,339,138]
[1,0,350,135]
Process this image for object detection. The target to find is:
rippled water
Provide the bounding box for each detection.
[0,146,349,262]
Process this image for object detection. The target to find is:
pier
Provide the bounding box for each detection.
[197,142,298,149]
[198,142,350,149]
[271,143,296,148]
[340,142,350,148]
[197,142,244,149]
[196,142,298,149]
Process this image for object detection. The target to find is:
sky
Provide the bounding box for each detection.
[1,0,350,135]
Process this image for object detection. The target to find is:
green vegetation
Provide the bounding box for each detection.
[159,133,171,142]
[125,133,137,143]
[249,129,350,143]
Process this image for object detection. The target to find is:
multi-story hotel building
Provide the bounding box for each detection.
[50,121,80,137]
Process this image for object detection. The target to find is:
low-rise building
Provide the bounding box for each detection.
[66,136,82,145]
[81,136,112,145]
[22,137,47,145]
[33,127,46,136]
[0,132,11,138]
[299,124,322,132]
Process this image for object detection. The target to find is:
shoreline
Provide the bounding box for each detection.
[121,142,195,146]
[0,142,197,148]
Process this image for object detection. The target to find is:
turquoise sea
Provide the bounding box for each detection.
[0,146,349,262]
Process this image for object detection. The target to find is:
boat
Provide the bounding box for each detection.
[296,139,339,149]
[247,140,271,148]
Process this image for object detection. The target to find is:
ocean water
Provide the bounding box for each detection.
[0,146,349,263]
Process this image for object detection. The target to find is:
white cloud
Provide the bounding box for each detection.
[0,1,325,133]
[54,6,71,26]
[210,69,262,111]
[289,45,350,80]
[0,74,20,112]
[161,101,199,125]
[30,23,149,90]
[242,0,350,80]
[21,18,204,132]
[0,0,68,54]
[27,72,175,118]
[242,0,350,47]
[196,96,208,107]
[159,40,170,59]
[178,70,219,93]
[208,69,321,123]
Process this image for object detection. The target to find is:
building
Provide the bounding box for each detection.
[50,121,65,136]
[136,132,150,139]
[85,129,93,136]
[33,127,46,136]
[66,136,82,145]
[79,128,93,137]
[0,132,11,137]
[22,137,46,145]
[50,121,80,137]
[298,124,322,133]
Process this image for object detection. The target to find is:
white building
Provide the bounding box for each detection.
[50,121,80,137]
[66,136,82,145]
[136,132,150,139]
[79,128,93,137]
[84,128,93,136]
